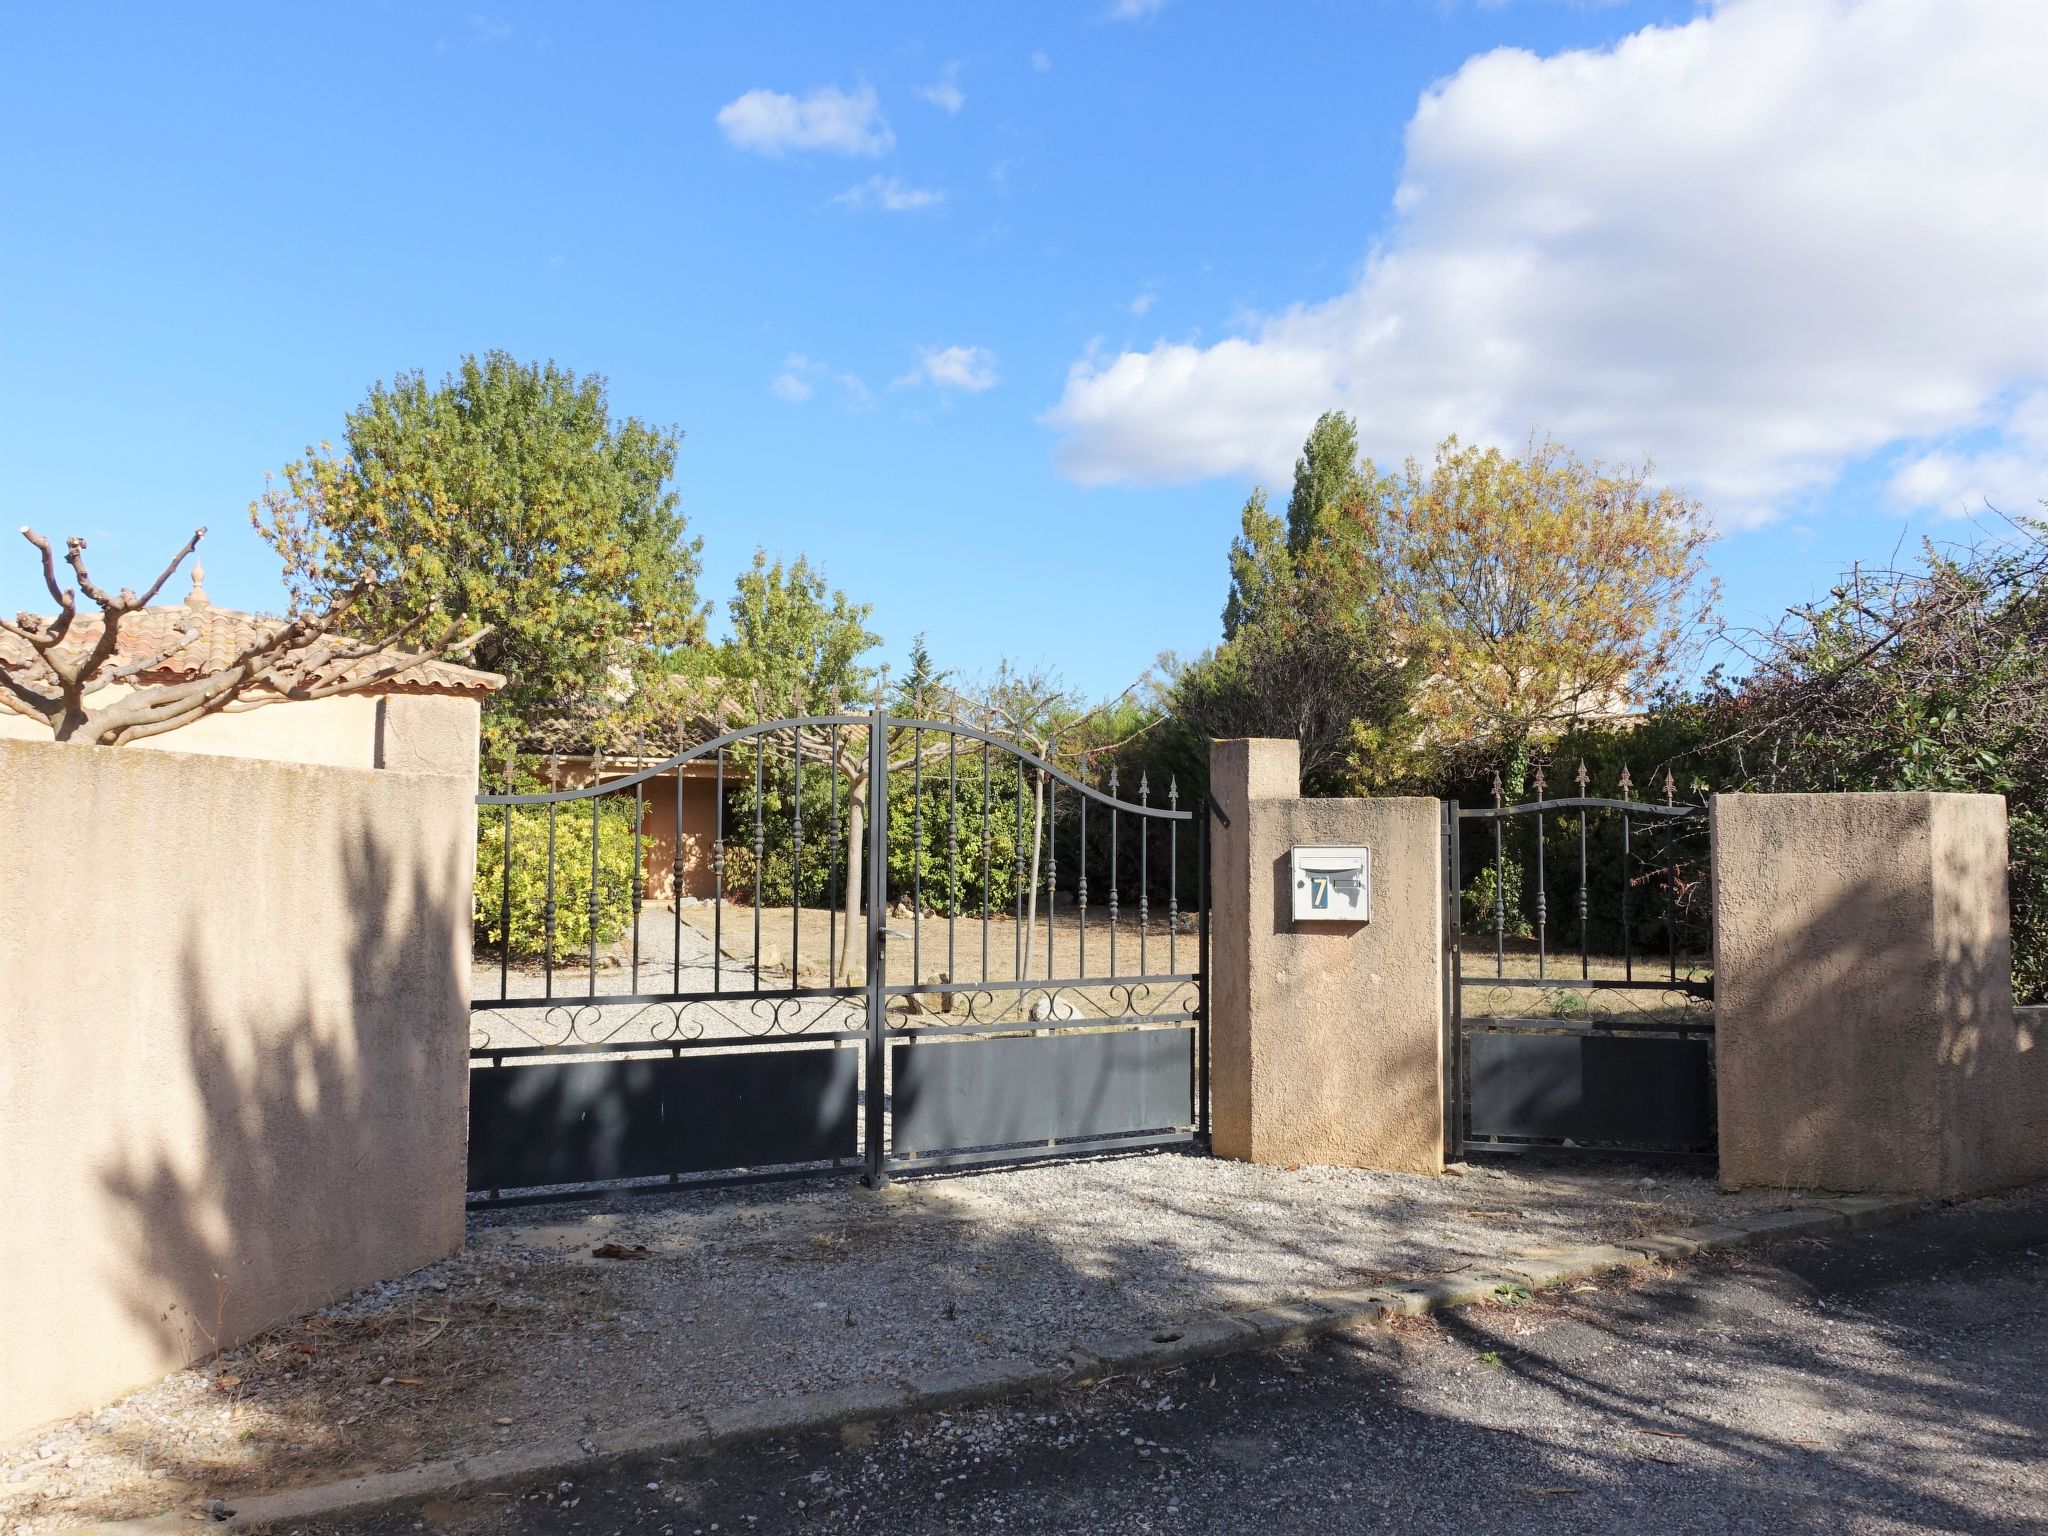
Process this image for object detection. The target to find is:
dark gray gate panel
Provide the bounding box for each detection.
[890,1029,1192,1156]
[468,1048,858,1191]
[1467,1031,1713,1150]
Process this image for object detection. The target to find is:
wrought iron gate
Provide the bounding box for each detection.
[467,708,1208,1202]
[1444,764,1714,1160]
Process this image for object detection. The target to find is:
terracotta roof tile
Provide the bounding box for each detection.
[0,598,504,697]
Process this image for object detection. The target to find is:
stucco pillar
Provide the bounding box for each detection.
[1713,791,2048,1197]
[1209,739,1446,1173]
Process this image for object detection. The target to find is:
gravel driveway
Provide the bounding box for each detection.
[287,1186,2048,1536]
[0,1154,1795,1530]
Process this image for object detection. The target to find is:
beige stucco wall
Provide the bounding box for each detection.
[1209,739,1445,1173]
[374,694,482,786]
[0,687,382,768]
[0,738,474,1443]
[0,689,485,783]
[1713,791,2048,1197]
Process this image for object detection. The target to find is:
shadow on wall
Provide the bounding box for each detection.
[0,740,471,1447]
[96,827,468,1374]
[1713,794,2048,1196]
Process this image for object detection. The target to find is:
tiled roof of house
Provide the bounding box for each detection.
[519,690,729,760]
[0,569,503,698]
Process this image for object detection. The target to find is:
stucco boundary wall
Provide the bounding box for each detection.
[0,738,475,1444]
[1712,791,2048,1198]
[1208,739,1445,1174]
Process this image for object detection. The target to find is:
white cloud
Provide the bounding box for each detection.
[1045,0,2048,526]
[1130,291,1156,317]
[831,175,946,213]
[898,345,1000,393]
[1887,390,2048,519]
[772,354,873,410]
[915,62,965,114]
[716,84,893,157]
[1109,0,1166,18]
[1031,51,1052,72]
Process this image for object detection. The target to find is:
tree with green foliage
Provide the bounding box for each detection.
[252,351,706,751]
[1222,410,1376,640]
[893,632,950,718]
[1722,517,2048,1002]
[1182,411,1414,796]
[1285,408,1370,554]
[717,550,880,715]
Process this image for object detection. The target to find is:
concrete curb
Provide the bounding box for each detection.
[71,1193,1920,1533]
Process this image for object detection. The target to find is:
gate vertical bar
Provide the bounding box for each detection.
[587,796,600,996]
[631,753,644,990]
[672,746,685,993]
[1196,795,1210,1146]
[498,749,512,1002]
[863,701,890,1187]
[1442,802,1464,1161]
[792,721,803,984]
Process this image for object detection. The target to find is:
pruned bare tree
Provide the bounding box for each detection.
[0,525,490,746]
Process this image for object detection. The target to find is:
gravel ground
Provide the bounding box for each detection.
[0,1154,1790,1530]
[286,1186,2048,1536]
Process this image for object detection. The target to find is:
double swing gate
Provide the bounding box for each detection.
[1444,764,1716,1160]
[467,709,1208,1202]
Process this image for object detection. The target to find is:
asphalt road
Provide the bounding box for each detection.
[287,1189,2048,1536]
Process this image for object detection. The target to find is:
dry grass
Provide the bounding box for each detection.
[682,902,1198,990]
[1456,936,1711,1024]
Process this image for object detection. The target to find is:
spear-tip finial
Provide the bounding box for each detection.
[1619,764,1634,798]
[1533,758,1547,799]
[1138,770,1151,804]
[1663,766,1677,808]
[1167,775,1179,807]
[1575,758,1589,795]
[1491,768,1504,807]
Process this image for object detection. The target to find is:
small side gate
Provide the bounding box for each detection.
[467,709,1208,1202]
[1444,765,1715,1161]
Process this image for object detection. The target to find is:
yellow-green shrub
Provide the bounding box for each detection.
[475,803,639,963]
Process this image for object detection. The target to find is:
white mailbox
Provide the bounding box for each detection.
[1290,845,1372,923]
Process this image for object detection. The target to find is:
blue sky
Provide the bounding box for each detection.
[3,0,2043,699]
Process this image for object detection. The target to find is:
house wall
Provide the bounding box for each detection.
[0,738,473,1443]
[545,760,721,903]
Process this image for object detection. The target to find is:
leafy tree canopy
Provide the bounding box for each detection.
[1374,434,1717,760]
[253,351,706,750]
[715,549,881,716]
[1187,412,1414,796]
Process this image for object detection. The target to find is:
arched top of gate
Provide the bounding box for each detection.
[477,712,1193,819]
